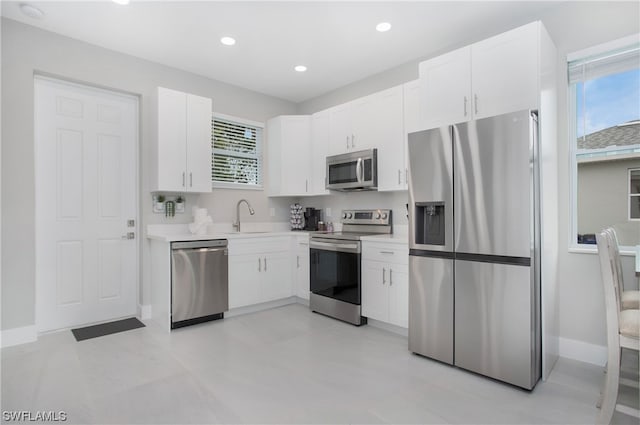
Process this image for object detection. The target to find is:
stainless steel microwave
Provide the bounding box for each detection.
[326,148,377,191]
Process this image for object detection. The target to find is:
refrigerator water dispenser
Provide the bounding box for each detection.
[415,202,445,245]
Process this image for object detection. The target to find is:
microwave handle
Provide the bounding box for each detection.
[356,158,363,183]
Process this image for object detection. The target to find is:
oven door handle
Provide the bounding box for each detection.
[310,240,360,253]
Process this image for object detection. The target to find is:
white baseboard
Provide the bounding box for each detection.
[559,337,607,366]
[367,318,408,337]
[226,297,298,318]
[295,296,310,306]
[137,304,152,320]
[1,325,38,348]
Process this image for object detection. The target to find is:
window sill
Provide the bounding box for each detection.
[212,182,263,191]
[569,244,637,256]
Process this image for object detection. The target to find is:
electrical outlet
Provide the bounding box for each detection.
[269,207,275,217]
[326,208,332,218]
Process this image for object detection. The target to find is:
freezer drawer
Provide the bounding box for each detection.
[454,259,539,389]
[408,254,454,364]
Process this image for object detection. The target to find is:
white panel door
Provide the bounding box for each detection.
[261,252,292,302]
[281,116,312,195]
[361,260,388,322]
[228,255,261,308]
[388,266,409,328]
[328,103,352,155]
[420,46,472,128]
[310,111,330,195]
[185,93,213,192]
[374,86,406,191]
[35,77,138,332]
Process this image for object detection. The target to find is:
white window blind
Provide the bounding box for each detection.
[568,43,640,84]
[212,116,263,187]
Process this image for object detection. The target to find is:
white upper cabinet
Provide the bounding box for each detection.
[267,115,312,196]
[420,46,472,129]
[403,79,425,134]
[374,86,406,192]
[310,110,330,195]
[328,102,353,155]
[155,87,212,193]
[325,86,406,191]
[471,22,539,119]
[419,21,543,127]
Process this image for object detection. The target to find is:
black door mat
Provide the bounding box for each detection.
[71,317,145,341]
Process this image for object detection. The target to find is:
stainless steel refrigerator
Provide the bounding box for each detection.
[407,109,541,390]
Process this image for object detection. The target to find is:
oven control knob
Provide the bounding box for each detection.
[342,212,348,219]
[381,213,388,219]
[346,213,353,219]
[375,213,381,219]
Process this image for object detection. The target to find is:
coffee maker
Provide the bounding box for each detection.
[303,208,321,231]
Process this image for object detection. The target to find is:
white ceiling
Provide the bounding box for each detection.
[1,1,565,103]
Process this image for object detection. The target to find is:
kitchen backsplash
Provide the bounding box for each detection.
[295,191,409,227]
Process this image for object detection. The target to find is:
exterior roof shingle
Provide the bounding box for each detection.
[577,121,640,150]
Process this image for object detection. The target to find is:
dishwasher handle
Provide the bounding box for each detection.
[171,240,227,250]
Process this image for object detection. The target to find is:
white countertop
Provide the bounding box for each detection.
[147,223,313,242]
[147,223,409,244]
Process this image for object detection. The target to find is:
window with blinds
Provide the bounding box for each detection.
[212,116,263,188]
[568,36,640,247]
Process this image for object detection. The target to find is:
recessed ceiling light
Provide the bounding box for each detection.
[220,37,236,46]
[19,3,44,19]
[376,22,392,32]
[294,65,307,73]
[112,0,130,4]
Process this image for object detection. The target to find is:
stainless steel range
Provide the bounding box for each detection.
[309,209,392,325]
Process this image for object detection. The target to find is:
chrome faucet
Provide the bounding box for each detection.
[233,199,255,232]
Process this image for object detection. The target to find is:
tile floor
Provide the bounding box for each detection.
[1,303,637,424]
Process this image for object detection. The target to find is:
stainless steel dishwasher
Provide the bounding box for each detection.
[171,240,228,329]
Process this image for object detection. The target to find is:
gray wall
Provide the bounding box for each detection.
[1,18,296,330]
[578,158,640,246]
[297,1,640,349]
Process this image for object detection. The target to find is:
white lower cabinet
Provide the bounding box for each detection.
[228,237,293,309]
[361,241,409,328]
[293,236,310,300]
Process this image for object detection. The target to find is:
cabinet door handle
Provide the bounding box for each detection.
[346,136,349,150]
[474,94,478,115]
[258,258,261,272]
[390,269,393,286]
[382,267,386,285]
[189,172,193,187]
[351,134,355,148]
[464,96,468,117]
[297,255,300,268]
[264,257,267,271]
[405,168,408,184]
[398,170,401,185]
[182,172,186,187]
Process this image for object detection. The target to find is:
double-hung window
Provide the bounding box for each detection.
[212,114,264,189]
[568,35,640,248]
